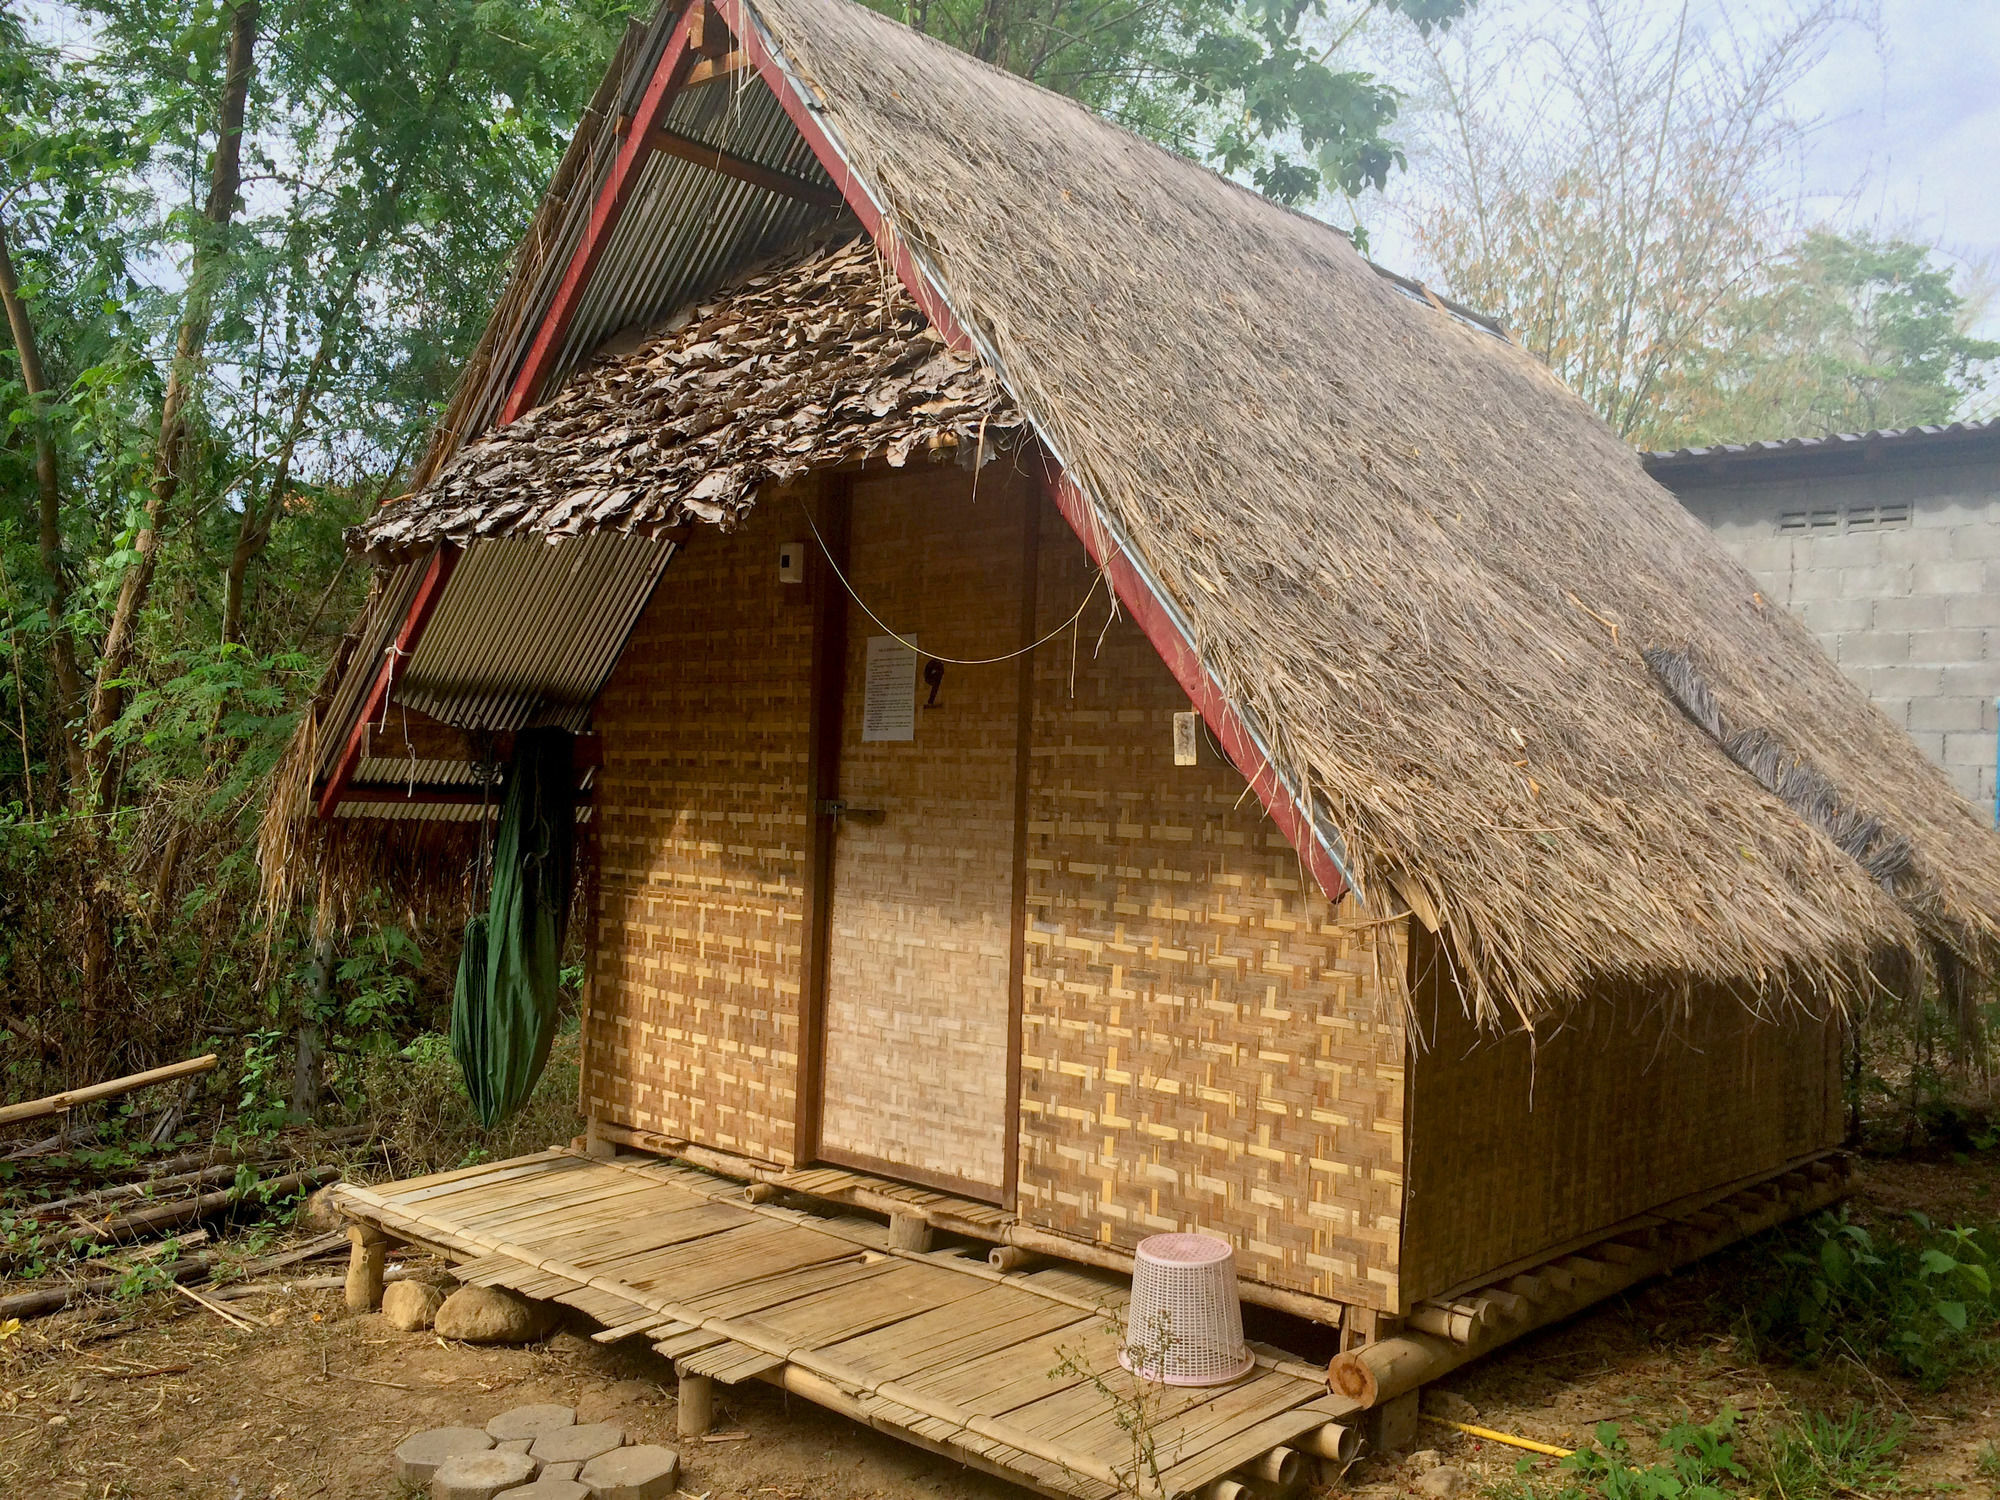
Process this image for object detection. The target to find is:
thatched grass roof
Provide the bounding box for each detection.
[357,235,1021,562]
[318,0,2000,1028]
[727,0,2000,1025]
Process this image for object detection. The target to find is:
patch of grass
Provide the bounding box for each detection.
[1738,1210,2000,1389]
[1752,1407,1903,1498]
[355,1012,583,1175]
[1975,1441,2000,1480]
[1481,1408,1906,1500]
[1483,1412,1748,1500]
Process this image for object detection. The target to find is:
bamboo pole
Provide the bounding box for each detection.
[33,1167,337,1257]
[0,1227,347,1320]
[0,1055,218,1128]
[1329,1165,1849,1406]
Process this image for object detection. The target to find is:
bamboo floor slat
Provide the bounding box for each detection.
[332,1150,1349,1499]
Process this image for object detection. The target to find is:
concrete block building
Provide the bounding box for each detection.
[1647,421,2000,813]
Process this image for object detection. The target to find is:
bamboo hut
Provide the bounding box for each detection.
[275,0,2000,1475]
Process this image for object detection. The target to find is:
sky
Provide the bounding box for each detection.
[1788,0,2000,327]
[1355,0,2000,338]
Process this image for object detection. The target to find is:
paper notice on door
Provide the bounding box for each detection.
[862,634,920,742]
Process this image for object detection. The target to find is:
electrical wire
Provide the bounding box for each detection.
[799,498,1107,666]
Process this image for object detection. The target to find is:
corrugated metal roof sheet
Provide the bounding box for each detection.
[397,533,676,732]
[454,69,844,444]
[1643,418,2000,469]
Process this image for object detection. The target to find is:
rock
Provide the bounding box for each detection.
[529,1422,624,1465]
[494,1482,588,1500]
[579,1444,680,1500]
[436,1286,555,1344]
[298,1183,346,1233]
[383,1280,449,1332]
[1409,1448,1443,1472]
[543,1461,582,1481]
[1417,1466,1470,1498]
[393,1427,495,1484]
[431,1449,537,1500]
[576,1380,658,1424]
[487,1405,577,1442]
[1423,1389,1480,1423]
[497,1439,533,1456]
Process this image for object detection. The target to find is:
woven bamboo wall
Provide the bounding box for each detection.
[1017,499,1409,1311]
[583,496,815,1165]
[1400,926,1845,1305]
[818,468,1028,1195]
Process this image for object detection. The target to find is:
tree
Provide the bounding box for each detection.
[1658,231,2000,443]
[0,0,643,1071]
[875,0,1475,206]
[1383,0,1871,445]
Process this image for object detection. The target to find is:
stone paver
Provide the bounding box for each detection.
[431,1448,537,1500]
[543,1461,581,1481]
[529,1422,624,1465]
[494,1482,589,1500]
[578,1444,680,1500]
[393,1427,494,1484]
[487,1404,577,1442]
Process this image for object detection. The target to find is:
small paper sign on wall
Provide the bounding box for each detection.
[1173,711,1198,766]
[863,634,920,742]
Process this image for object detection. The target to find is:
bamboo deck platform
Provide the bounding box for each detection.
[333,1150,1355,1499]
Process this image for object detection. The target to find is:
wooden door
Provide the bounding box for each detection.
[812,471,1033,1201]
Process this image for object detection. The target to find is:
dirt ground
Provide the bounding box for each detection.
[3,1153,1997,1500]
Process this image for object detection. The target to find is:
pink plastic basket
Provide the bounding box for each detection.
[1118,1233,1254,1386]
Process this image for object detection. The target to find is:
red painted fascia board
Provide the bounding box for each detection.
[316,544,460,820]
[1034,460,1349,904]
[710,0,1349,905]
[499,8,702,425]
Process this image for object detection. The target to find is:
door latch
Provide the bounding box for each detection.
[819,799,886,826]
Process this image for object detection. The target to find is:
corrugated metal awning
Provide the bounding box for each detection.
[396,532,677,732]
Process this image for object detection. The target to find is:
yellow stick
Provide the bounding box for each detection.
[1424,1415,1573,1458]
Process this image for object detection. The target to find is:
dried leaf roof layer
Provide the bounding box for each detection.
[356,235,1022,559]
[734,0,2000,1024]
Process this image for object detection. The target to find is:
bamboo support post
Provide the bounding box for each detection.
[888,1214,934,1252]
[1202,1482,1251,1500]
[1299,1422,1362,1463]
[987,1244,1040,1272]
[1245,1446,1302,1487]
[0,1054,218,1128]
[677,1370,714,1438]
[345,1224,388,1311]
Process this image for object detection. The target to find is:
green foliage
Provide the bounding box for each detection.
[0,0,641,1106]
[873,0,1471,208]
[1493,1407,1904,1500]
[1562,1413,1745,1500]
[1754,1408,1904,1500]
[356,1012,583,1175]
[1665,231,2000,443]
[1739,1209,2000,1388]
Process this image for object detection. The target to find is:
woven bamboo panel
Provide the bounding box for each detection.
[1400,925,1844,1304]
[819,468,1028,1194]
[584,497,816,1165]
[1018,501,1408,1311]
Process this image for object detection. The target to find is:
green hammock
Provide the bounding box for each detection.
[451,728,575,1127]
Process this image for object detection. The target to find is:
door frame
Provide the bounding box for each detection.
[791,468,1038,1210]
